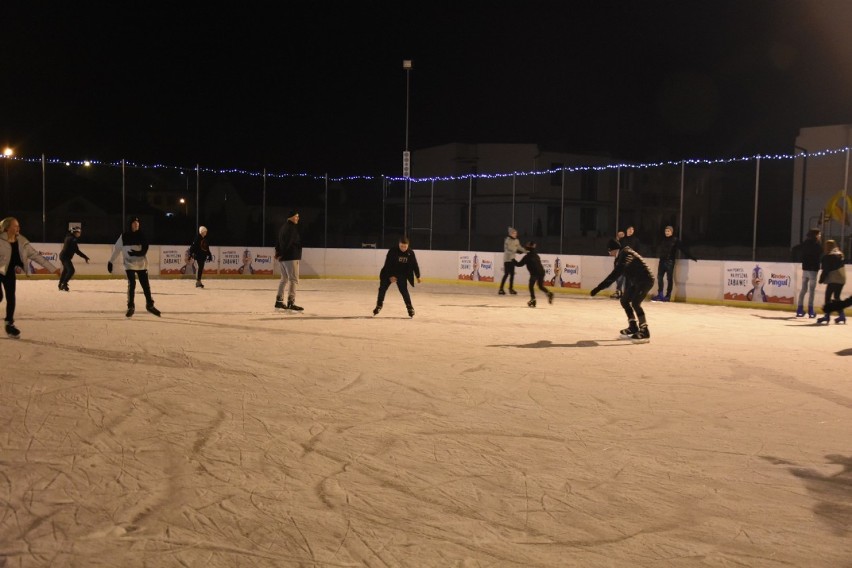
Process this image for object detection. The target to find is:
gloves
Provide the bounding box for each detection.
[107,262,113,273]
[590,286,601,297]
[207,255,213,262]
[127,250,141,257]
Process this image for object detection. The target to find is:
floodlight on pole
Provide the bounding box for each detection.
[402,59,412,237]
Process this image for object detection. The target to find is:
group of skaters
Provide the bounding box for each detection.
[2,212,850,340]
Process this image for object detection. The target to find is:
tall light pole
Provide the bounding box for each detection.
[794,145,808,242]
[3,147,13,213]
[179,197,188,216]
[403,59,412,237]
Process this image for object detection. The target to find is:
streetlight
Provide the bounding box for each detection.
[402,59,412,237]
[179,197,188,216]
[3,147,13,212]
[794,145,808,242]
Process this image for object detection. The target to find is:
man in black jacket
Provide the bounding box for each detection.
[373,236,421,317]
[275,211,303,311]
[796,228,822,318]
[514,241,554,308]
[653,225,697,301]
[58,226,89,291]
[591,238,655,344]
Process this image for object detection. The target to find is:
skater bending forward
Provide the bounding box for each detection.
[374,236,421,318]
[514,241,553,307]
[590,239,655,343]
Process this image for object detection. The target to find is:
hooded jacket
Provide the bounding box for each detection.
[596,246,654,291]
[514,249,545,279]
[109,223,149,271]
[380,245,421,286]
[503,235,526,263]
[59,231,89,262]
[276,220,302,261]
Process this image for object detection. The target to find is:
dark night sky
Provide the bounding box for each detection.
[3,1,852,177]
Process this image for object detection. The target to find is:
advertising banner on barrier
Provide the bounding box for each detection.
[219,247,275,275]
[29,244,61,275]
[540,254,582,288]
[458,252,495,282]
[160,246,192,275]
[723,262,796,304]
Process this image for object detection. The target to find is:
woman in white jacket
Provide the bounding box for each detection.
[0,217,60,337]
[108,216,161,318]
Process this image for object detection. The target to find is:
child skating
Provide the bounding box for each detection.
[514,241,553,307]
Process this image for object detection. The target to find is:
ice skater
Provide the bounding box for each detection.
[514,241,553,308]
[108,216,161,318]
[58,226,89,291]
[188,225,212,288]
[0,217,61,337]
[816,239,846,325]
[373,236,421,318]
[498,227,525,295]
[274,210,303,311]
[795,228,822,318]
[590,238,655,343]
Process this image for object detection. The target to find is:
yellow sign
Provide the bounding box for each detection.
[825,191,852,224]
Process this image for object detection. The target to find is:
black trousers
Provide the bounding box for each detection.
[126,269,154,307]
[657,259,674,296]
[59,258,75,286]
[1,270,17,323]
[528,275,549,299]
[377,276,412,307]
[500,261,516,290]
[195,257,206,281]
[825,283,844,314]
[621,278,655,327]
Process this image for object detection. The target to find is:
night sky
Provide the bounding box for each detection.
[3,1,852,177]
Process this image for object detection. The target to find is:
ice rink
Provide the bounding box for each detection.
[1,277,851,567]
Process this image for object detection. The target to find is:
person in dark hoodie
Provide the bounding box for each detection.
[188,225,212,288]
[795,228,822,318]
[108,216,161,318]
[58,226,89,291]
[514,241,554,308]
[373,236,421,318]
[274,210,303,311]
[591,238,655,344]
[653,225,697,301]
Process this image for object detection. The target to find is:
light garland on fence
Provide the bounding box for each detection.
[7,146,851,185]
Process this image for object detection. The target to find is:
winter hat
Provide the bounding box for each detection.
[508,226,517,235]
[199,225,207,235]
[606,238,621,251]
[287,209,299,219]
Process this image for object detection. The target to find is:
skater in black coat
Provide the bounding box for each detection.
[188,226,212,288]
[514,241,554,308]
[58,227,89,291]
[373,236,421,317]
[591,239,655,343]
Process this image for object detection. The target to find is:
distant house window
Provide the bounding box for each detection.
[551,164,563,186]
[580,207,597,234]
[547,206,561,236]
[581,171,597,201]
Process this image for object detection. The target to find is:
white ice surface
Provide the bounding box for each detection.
[1,278,850,567]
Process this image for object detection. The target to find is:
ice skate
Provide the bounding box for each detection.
[126,306,135,318]
[407,305,415,318]
[5,322,20,338]
[808,307,816,318]
[372,304,382,316]
[619,320,639,339]
[286,300,304,312]
[816,314,831,325]
[146,303,161,317]
[547,291,554,304]
[795,305,805,317]
[651,293,664,302]
[528,299,536,308]
[509,289,518,295]
[274,299,287,309]
[630,324,650,344]
[835,312,847,324]
[498,289,506,295]
[195,281,204,288]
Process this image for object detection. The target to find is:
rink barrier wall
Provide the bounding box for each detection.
[24,244,804,310]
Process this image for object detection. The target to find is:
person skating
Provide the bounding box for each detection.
[816,239,846,325]
[274,210,303,311]
[498,227,525,295]
[795,228,822,318]
[0,217,61,337]
[188,225,212,288]
[590,238,655,344]
[108,216,161,318]
[373,236,421,317]
[58,226,89,291]
[653,225,697,301]
[513,241,554,307]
